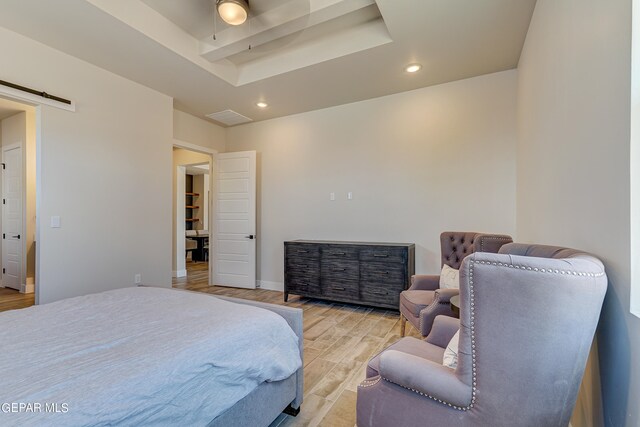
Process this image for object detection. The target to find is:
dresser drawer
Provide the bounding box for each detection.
[321,245,359,260]
[321,279,359,300]
[286,256,320,275]
[360,283,401,306]
[321,260,359,281]
[360,262,406,285]
[286,243,320,258]
[287,274,320,294]
[359,247,406,264]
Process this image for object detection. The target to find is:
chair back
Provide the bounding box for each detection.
[440,232,512,269]
[455,243,607,426]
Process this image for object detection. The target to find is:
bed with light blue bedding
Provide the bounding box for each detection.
[0,287,303,426]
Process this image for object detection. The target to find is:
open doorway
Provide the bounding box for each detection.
[0,96,36,311]
[172,146,213,290]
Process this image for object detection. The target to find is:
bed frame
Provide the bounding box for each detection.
[204,295,304,427]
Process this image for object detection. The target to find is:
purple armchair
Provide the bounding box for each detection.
[358,243,608,427]
[400,232,512,337]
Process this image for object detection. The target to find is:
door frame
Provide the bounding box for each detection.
[0,89,74,305]
[173,140,217,284]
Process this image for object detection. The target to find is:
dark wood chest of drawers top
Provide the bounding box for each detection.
[284,240,415,309]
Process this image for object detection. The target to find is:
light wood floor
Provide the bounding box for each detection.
[173,261,421,427]
[0,287,35,312]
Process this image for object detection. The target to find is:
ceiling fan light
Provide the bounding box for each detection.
[217,0,249,26]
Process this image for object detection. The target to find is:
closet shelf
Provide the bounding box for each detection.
[186,192,200,196]
[186,205,200,209]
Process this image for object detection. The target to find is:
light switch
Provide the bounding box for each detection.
[50,216,61,228]
[330,192,335,201]
[347,192,353,200]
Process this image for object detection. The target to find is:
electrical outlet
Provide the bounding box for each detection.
[134,274,142,284]
[347,192,353,200]
[330,192,335,201]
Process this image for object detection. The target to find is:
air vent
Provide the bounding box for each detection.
[206,109,253,126]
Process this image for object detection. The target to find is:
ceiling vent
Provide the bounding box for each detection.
[206,109,253,126]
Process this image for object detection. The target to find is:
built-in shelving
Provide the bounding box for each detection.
[185,187,200,230]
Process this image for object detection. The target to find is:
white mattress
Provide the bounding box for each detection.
[0,287,301,426]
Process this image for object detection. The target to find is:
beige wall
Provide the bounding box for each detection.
[25,109,36,286]
[173,109,226,152]
[517,0,637,425]
[1,25,175,303]
[227,70,518,289]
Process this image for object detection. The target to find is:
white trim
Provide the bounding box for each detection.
[173,269,187,278]
[173,139,218,155]
[0,85,75,112]
[258,280,283,291]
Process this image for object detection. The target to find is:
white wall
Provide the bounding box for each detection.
[517,0,638,425]
[173,109,226,152]
[0,26,175,303]
[227,70,518,289]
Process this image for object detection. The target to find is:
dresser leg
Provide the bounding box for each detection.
[284,292,289,302]
[400,314,406,337]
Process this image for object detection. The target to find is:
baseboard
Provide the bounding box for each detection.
[258,280,284,291]
[173,269,187,278]
[21,278,35,294]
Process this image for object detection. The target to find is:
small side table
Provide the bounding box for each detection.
[450,295,460,317]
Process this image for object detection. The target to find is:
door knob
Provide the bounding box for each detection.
[245,235,255,239]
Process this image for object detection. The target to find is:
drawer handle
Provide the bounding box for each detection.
[332,287,346,291]
[372,291,387,295]
[298,250,309,253]
[333,252,346,256]
[373,254,389,257]
[334,268,347,272]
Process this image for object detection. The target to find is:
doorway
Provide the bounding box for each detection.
[172,145,213,289]
[0,96,36,310]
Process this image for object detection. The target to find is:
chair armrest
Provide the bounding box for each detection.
[425,315,460,348]
[433,288,459,302]
[379,350,471,407]
[410,274,440,291]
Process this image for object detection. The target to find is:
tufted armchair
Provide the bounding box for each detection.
[357,243,608,427]
[400,232,512,337]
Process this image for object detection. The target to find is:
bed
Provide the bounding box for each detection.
[0,287,304,426]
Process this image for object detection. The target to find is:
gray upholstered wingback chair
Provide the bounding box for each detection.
[400,232,512,337]
[358,243,607,427]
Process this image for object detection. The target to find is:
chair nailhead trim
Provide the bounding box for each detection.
[478,235,512,252]
[473,260,604,277]
[358,377,381,388]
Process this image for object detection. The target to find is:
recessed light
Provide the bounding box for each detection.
[256,102,268,108]
[405,64,422,73]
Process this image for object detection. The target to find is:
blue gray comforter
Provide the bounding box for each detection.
[0,287,301,426]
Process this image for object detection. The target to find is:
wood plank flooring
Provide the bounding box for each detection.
[0,287,34,312]
[173,261,422,427]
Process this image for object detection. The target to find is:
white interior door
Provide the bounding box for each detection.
[2,145,23,290]
[213,151,256,288]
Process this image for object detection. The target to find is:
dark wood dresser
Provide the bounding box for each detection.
[284,240,415,309]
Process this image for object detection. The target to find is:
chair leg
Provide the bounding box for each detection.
[400,314,406,337]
